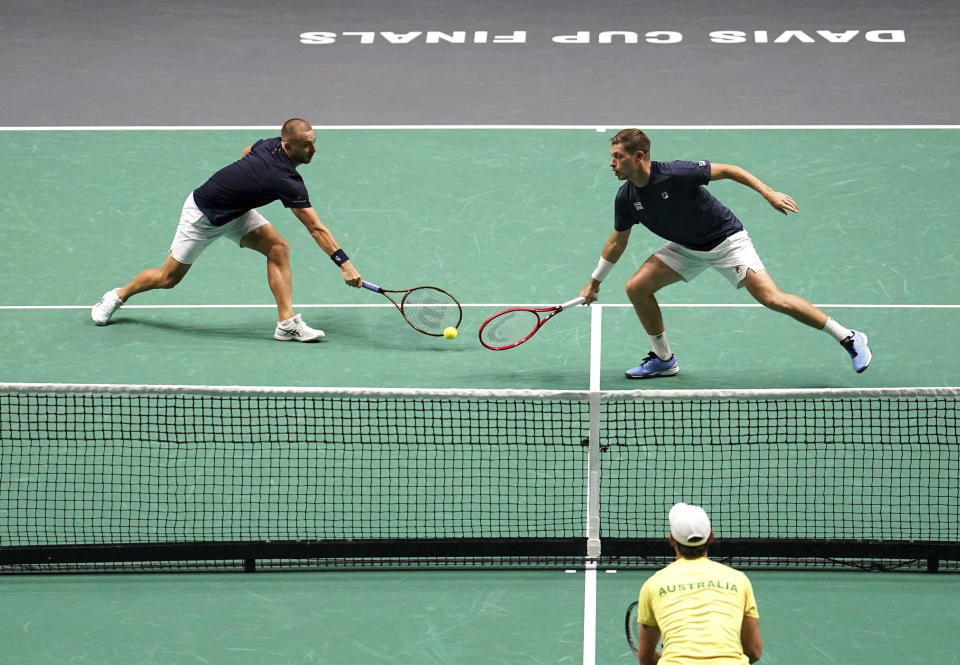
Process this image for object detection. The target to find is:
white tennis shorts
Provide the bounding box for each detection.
[169,193,270,264]
[653,230,766,288]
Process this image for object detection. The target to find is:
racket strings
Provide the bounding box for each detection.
[480,310,540,347]
[401,288,462,334]
[626,601,639,654]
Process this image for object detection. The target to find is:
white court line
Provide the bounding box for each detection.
[2,125,960,131]
[589,305,603,392]
[605,303,960,309]
[581,304,604,665]
[2,303,956,311]
[0,304,392,310]
[582,559,598,665]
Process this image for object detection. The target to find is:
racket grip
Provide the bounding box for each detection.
[560,296,586,310]
[361,280,381,293]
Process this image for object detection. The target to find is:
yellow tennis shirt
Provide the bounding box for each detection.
[637,557,759,665]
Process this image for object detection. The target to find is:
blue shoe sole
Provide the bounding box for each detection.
[624,366,679,380]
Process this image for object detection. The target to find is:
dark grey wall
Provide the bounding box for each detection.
[2,0,957,125]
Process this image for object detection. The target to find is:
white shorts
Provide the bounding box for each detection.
[169,193,271,264]
[653,230,766,288]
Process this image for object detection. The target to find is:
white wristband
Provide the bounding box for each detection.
[591,257,615,282]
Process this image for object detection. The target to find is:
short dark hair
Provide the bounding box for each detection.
[675,541,709,559]
[281,118,312,140]
[611,128,651,157]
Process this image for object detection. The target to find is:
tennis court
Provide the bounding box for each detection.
[1,126,958,664]
[2,128,958,389]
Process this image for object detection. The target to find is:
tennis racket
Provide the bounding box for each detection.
[362,280,462,337]
[478,296,584,350]
[625,600,639,655]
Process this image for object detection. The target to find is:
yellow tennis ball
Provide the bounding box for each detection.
[443,326,458,340]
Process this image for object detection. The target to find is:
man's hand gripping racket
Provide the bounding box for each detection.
[362,280,462,337]
[478,296,584,350]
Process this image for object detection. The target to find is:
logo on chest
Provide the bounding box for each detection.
[661,192,670,199]
[634,201,644,211]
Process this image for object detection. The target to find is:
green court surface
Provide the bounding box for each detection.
[2,571,959,665]
[1,128,959,665]
[2,128,959,389]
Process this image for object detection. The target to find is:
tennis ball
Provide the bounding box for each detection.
[443,326,458,340]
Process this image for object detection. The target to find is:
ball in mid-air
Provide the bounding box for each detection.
[443,326,458,340]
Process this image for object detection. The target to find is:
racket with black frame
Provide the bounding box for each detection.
[478,296,584,350]
[362,280,462,337]
[626,600,663,658]
[625,600,639,655]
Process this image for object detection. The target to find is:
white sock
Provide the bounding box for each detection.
[823,317,853,342]
[648,332,673,361]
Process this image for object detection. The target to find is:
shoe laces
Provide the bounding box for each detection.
[840,335,858,357]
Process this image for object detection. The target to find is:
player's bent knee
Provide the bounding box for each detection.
[625,276,652,299]
[267,239,290,263]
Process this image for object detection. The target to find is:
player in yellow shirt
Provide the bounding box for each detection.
[636,503,763,665]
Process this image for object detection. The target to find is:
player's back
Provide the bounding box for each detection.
[638,557,758,665]
[193,137,308,226]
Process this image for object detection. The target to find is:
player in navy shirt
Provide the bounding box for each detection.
[580,129,872,377]
[92,119,360,341]
[192,136,313,227]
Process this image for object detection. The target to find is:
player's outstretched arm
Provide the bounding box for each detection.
[580,228,631,304]
[709,163,799,215]
[291,207,362,287]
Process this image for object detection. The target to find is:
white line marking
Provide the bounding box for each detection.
[2,303,956,311]
[583,305,602,665]
[2,125,960,131]
[583,560,598,665]
[0,304,390,310]
[613,303,960,309]
[590,305,603,392]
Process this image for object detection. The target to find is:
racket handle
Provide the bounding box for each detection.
[560,296,586,310]
[361,280,382,293]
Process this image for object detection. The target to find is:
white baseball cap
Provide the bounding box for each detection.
[669,502,712,546]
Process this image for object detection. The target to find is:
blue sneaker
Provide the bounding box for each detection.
[625,352,679,379]
[840,331,872,373]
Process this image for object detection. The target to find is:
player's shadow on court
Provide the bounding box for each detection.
[315,316,473,352]
[335,327,472,352]
[111,317,269,342]
[112,316,472,351]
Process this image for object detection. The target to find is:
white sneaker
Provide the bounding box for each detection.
[274,313,325,342]
[91,288,124,325]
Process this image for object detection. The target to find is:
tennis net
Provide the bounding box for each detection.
[1,383,957,572]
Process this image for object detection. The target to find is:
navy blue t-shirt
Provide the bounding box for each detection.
[192,137,311,226]
[614,160,742,251]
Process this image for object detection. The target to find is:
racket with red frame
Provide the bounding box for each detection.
[478,296,584,350]
[362,280,462,337]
